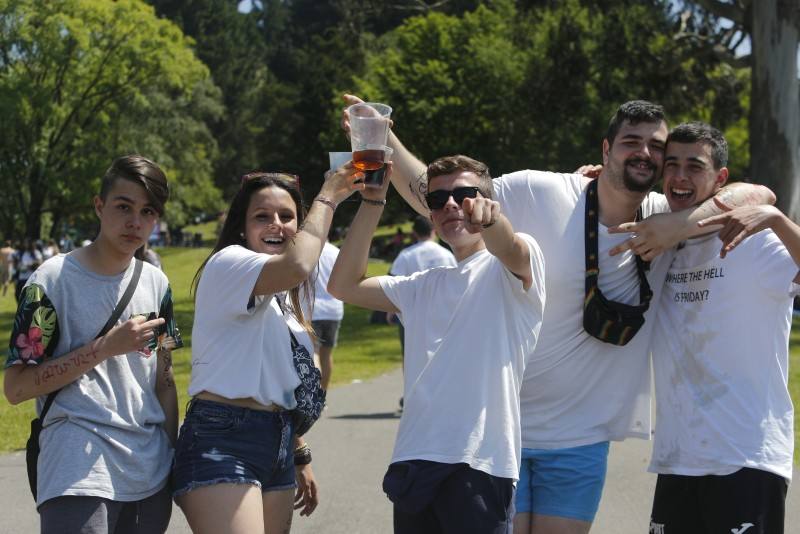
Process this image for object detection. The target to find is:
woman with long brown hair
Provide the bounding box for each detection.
[172,166,362,533]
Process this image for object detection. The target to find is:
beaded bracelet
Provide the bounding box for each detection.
[362,197,387,207]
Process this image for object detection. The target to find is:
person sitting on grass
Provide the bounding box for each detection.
[328,155,546,534]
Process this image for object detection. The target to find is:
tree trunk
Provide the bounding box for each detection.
[24,168,45,240]
[749,0,800,220]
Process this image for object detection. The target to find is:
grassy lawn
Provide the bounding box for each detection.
[0,246,798,460]
[0,248,400,452]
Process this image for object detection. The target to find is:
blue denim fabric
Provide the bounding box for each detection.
[171,399,296,498]
[516,441,610,522]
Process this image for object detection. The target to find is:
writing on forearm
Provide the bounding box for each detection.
[33,345,101,386]
[411,170,428,209]
[159,350,175,389]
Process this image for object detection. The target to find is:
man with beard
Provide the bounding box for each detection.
[341,97,774,534]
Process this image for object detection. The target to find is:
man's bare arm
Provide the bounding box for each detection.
[699,204,800,270]
[608,183,775,260]
[155,348,178,445]
[4,316,165,405]
[462,197,532,289]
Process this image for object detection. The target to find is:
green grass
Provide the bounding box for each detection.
[372,220,413,239]
[0,249,400,452]
[180,220,218,243]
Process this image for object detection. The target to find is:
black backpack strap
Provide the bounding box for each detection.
[97,259,143,339]
[38,259,143,421]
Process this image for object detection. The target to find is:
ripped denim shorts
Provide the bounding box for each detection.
[171,398,296,498]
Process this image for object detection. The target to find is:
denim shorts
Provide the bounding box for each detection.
[516,441,610,522]
[171,398,297,498]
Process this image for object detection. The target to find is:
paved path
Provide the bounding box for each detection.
[0,370,797,533]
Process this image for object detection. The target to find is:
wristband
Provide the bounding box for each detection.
[314,196,337,211]
[362,198,387,207]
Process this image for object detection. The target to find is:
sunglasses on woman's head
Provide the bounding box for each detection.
[424,186,481,210]
[241,172,300,190]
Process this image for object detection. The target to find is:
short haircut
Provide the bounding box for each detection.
[667,121,728,169]
[426,155,492,199]
[605,100,666,146]
[100,155,169,216]
[412,215,433,237]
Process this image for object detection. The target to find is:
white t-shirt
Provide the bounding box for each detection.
[305,242,344,321]
[494,171,672,449]
[379,235,545,480]
[17,249,43,282]
[390,239,457,276]
[650,231,797,480]
[189,245,313,407]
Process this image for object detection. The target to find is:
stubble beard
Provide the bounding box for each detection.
[609,157,658,194]
[622,166,657,193]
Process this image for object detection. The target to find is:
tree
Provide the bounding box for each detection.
[678,0,799,219]
[353,0,746,179]
[0,0,219,239]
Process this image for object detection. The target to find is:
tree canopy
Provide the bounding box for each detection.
[2,0,795,240]
[0,0,222,239]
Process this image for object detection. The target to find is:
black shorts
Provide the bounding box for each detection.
[385,461,514,534]
[312,320,340,348]
[649,468,788,534]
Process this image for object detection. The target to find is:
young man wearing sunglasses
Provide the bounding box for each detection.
[342,96,775,533]
[329,155,546,533]
[610,122,798,534]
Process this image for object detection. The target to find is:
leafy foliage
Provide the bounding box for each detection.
[0,0,221,239]
[354,0,747,180]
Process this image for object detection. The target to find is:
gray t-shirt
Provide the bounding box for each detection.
[6,254,183,506]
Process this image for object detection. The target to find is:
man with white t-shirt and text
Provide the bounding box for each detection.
[341,95,776,534]
[329,155,545,533]
[613,122,797,534]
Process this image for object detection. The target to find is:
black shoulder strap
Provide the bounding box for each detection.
[97,259,143,339]
[39,259,143,419]
[584,180,651,301]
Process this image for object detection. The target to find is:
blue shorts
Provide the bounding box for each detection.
[516,441,610,522]
[171,399,297,498]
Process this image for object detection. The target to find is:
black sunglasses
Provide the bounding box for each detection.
[424,186,481,210]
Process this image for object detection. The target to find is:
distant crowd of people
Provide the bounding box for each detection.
[3,94,798,534]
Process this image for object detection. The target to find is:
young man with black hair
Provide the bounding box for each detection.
[618,122,797,534]
[343,96,775,533]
